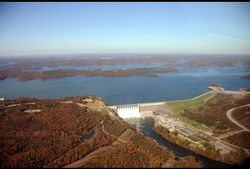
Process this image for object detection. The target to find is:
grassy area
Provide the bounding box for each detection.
[167,92,213,131]
[85,100,110,116]
[86,100,106,109]
[167,92,212,114]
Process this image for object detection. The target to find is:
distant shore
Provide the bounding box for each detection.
[0,67,177,81]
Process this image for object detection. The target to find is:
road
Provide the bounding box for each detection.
[217,129,244,139]
[226,104,250,132]
[63,145,113,168]
[63,125,129,168]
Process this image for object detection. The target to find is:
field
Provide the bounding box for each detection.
[167,92,214,131]
[167,92,212,114]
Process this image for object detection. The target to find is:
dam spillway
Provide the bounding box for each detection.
[109,101,167,119]
[116,104,141,118]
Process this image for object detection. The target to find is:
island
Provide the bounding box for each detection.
[1,55,250,70]
[1,55,250,81]
[0,67,177,81]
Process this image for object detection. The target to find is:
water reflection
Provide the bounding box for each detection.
[124,117,233,168]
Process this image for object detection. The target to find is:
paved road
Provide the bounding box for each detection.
[217,129,244,139]
[63,145,113,168]
[63,126,129,168]
[64,106,128,168]
[226,104,250,132]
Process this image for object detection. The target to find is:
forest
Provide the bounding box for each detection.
[0,95,202,168]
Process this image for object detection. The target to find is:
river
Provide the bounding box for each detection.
[124,117,235,168]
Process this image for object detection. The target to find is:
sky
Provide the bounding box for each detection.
[0,2,250,56]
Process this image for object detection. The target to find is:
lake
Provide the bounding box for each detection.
[0,64,249,105]
[0,63,248,167]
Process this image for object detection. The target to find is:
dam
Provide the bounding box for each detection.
[108,99,233,168]
[116,104,141,118]
[109,101,169,119]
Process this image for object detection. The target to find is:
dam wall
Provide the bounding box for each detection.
[139,101,166,106]
[116,104,141,118]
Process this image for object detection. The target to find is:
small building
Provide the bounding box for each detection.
[212,141,233,155]
[0,97,5,101]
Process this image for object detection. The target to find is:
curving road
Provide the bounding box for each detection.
[226,104,250,132]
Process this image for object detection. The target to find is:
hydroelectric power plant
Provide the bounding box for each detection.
[109,101,168,119]
[116,104,141,118]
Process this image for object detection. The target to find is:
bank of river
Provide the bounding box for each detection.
[125,117,234,168]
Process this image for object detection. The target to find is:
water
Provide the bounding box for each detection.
[22,63,167,71]
[125,117,234,168]
[0,64,248,167]
[0,65,249,105]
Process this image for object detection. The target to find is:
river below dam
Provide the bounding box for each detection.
[124,117,234,168]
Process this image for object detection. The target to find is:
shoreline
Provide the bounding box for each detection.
[110,89,248,166]
[0,67,177,81]
[150,90,248,165]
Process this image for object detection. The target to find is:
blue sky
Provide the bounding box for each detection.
[0,2,250,56]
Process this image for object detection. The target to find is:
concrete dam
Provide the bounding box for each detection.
[109,101,168,119]
[116,104,141,118]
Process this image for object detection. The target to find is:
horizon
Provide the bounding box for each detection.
[1,52,250,59]
[0,2,250,56]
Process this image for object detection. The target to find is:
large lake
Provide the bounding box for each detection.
[0,64,249,105]
[0,63,248,167]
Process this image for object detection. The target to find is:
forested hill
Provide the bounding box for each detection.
[0,96,202,168]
